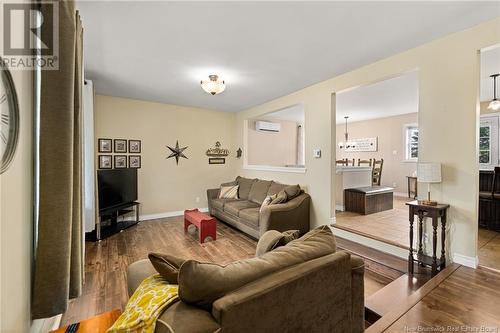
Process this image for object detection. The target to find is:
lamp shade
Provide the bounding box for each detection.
[417,163,442,183]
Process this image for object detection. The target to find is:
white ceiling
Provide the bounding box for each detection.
[336,71,418,124]
[481,47,500,102]
[77,1,500,112]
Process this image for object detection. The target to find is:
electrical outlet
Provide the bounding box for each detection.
[195,197,200,203]
[392,182,397,187]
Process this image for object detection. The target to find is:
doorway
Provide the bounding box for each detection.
[477,45,500,272]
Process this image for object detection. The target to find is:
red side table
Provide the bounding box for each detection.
[184,209,217,243]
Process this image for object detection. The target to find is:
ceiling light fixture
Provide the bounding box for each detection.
[488,74,500,111]
[200,74,225,95]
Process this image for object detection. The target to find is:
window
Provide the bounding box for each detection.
[479,125,491,164]
[479,116,498,169]
[405,125,419,161]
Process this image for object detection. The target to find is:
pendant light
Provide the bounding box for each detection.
[344,116,349,142]
[488,74,500,111]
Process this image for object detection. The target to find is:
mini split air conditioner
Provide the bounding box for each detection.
[255,121,281,132]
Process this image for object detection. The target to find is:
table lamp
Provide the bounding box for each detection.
[417,163,441,206]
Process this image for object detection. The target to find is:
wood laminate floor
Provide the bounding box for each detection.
[334,197,412,249]
[61,217,390,326]
[383,266,500,332]
[478,228,500,272]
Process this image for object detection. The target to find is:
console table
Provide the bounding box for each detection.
[406,200,449,276]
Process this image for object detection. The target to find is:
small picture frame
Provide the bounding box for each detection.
[129,155,141,168]
[114,139,127,153]
[98,138,112,153]
[129,140,141,153]
[114,155,127,168]
[98,155,112,169]
[209,157,225,164]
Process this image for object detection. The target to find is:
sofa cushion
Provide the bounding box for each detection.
[239,208,260,226]
[248,180,273,204]
[156,301,220,333]
[148,253,185,284]
[267,181,288,196]
[224,200,260,216]
[236,176,255,200]
[284,184,302,200]
[178,225,336,310]
[211,198,237,211]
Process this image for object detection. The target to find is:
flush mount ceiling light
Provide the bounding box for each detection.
[200,74,225,95]
[488,74,500,111]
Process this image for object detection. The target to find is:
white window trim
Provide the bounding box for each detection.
[479,114,500,170]
[403,123,418,162]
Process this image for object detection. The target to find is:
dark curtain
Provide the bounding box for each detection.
[32,0,84,318]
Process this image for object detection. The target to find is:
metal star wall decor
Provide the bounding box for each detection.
[166,140,188,165]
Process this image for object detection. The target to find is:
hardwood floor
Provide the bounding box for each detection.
[478,228,500,272]
[382,266,500,332]
[61,217,390,326]
[334,196,412,249]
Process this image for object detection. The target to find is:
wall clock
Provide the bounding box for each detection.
[0,58,20,174]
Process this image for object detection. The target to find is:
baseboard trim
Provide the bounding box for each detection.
[452,253,478,268]
[329,226,408,259]
[122,208,209,222]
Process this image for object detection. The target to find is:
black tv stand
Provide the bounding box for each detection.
[86,202,140,241]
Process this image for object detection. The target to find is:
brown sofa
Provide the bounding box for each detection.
[127,226,365,333]
[207,176,310,238]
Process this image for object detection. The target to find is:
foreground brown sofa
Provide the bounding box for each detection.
[127,226,365,333]
[207,176,310,238]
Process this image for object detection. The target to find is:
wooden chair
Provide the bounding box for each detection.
[479,167,500,231]
[372,158,384,186]
[358,158,372,167]
[336,158,348,166]
[479,167,500,200]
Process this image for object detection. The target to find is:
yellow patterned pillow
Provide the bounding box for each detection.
[107,274,179,333]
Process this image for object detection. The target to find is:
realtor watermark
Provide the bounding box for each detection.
[404,325,499,332]
[1,1,59,70]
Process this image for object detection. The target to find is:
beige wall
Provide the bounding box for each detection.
[247,119,298,166]
[235,18,500,261]
[336,113,418,194]
[0,58,33,331]
[94,95,237,216]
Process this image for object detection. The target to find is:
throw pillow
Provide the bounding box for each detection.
[255,230,284,256]
[270,185,301,204]
[270,190,287,204]
[218,185,239,199]
[148,253,186,284]
[281,230,300,244]
[178,225,336,310]
[260,194,276,212]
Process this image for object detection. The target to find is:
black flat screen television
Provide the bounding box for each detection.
[97,169,138,211]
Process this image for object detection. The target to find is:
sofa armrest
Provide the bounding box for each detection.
[207,188,220,200]
[259,193,310,236]
[350,255,365,333]
[126,259,157,297]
